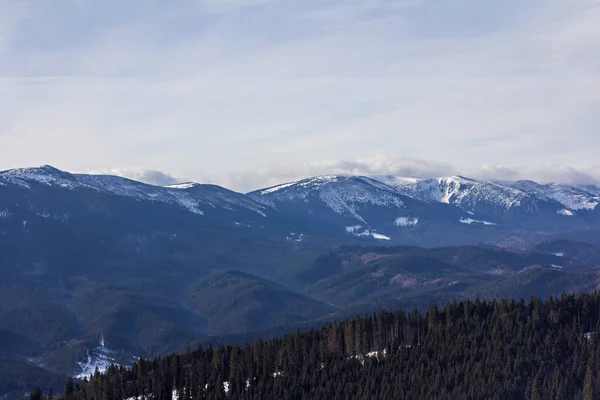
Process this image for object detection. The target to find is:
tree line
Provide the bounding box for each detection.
[33,292,600,399]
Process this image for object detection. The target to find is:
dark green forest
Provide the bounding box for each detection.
[42,292,600,400]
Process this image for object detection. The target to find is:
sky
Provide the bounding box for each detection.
[1,0,599,192]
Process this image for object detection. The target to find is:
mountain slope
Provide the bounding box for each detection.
[377,175,549,213]
[507,180,600,211]
[1,165,269,218]
[186,270,336,334]
[248,175,502,245]
[375,175,600,234]
[249,175,405,223]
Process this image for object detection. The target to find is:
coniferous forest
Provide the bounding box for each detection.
[47,292,600,400]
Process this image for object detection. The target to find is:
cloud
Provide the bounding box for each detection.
[79,157,600,193]
[221,158,600,192]
[0,0,599,184]
[476,165,600,186]
[91,168,183,186]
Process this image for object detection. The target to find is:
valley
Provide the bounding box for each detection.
[1,166,599,397]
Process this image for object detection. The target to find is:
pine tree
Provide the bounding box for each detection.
[30,387,42,400]
[60,292,600,400]
[65,378,75,400]
[583,358,597,400]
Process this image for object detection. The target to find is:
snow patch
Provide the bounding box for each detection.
[346,225,362,233]
[350,349,388,365]
[286,233,304,242]
[0,209,11,219]
[394,217,418,227]
[557,209,574,216]
[550,264,563,269]
[371,233,391,241]
[75,338,136,380]
[165,182,199,189]
[554,252,564,257]
[460,217,497,226]
[75,344,114,380]
[346,225,391,240]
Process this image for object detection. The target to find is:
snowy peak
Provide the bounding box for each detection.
[1,166,268,217]
[256,175,340,196]
[508,181,599,211]
[2,165,598,236]
[436,176,479,204]
[0,165,83,189]
[378,174,600,214]
[373,175,478,205]
[378,175,553,213]
[249,175,405,223]
[75,174,268,217]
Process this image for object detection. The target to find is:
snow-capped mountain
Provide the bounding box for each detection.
[376,175,545,214]
[1,165,598,247]
[249,175,405,223]
[247,175,410,240]
[0,165,268,218]
[247,175,497,243]
[374,175,600,222]
[506,180,600,211]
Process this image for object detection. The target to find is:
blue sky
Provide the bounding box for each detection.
[1,0,599,191]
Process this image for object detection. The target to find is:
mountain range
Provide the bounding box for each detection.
[1,165,600,397]
[2,166,599,247]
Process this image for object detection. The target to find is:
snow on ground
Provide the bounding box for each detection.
[0,166,84,190]
[76,339,137,380]
[1,166,268,217]
[165,182,198,189]
[75,344,115,380]
[350,349,388,365]
[550,265,563,269]
[259,182,298,195]
[346,225,391,240]
[0,209,11,219]
[554,252,565,257]
[371,233,391,240]
[394,217,418,227]
[286,233,304,242]
[557,209,574,216]
[460,217,497,226]
[125,349,399,400]
[253,176,405,224]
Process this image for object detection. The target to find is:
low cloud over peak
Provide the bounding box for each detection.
[91,168,182,187]
[211,158,600,192]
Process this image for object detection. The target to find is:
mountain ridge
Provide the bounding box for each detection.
[2,165,598,246]
[3,165,598,214]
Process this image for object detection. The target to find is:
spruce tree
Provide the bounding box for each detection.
[30,387,42,400]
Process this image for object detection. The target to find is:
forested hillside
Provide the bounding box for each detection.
[55,292,600,400]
